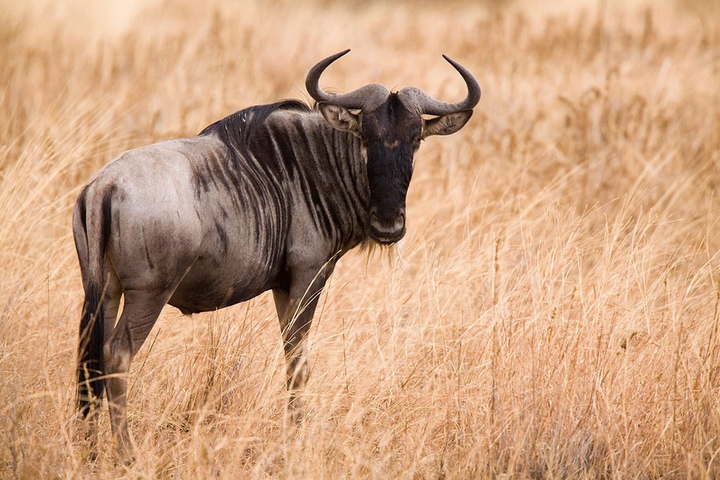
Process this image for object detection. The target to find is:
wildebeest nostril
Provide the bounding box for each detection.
[369,211,405,236]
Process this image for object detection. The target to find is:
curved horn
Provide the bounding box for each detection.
[306,49,390,111]
[398,55,481,116]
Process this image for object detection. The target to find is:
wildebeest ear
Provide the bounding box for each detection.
[319,103,362,137]
[422,110,473,138]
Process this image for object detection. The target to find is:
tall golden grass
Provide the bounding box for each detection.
[1,0,720,477]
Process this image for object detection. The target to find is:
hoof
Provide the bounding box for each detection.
[287,396,306,424]
[289,407,306,424]
[115,450,137,467]
[114,438,137,466]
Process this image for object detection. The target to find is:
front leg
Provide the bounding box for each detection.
[272,266,332,420]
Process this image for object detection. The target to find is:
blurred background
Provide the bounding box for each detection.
[1,0,719,477]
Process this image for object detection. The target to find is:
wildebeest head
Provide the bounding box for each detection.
[306,49,481,244]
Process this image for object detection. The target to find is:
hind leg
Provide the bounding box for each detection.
[104,288,170,460]
[76,269,122,460]
[102,268,122,336]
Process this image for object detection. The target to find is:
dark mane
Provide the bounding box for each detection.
[199,100,311,161]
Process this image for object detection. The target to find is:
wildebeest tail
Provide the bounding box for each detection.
[77,282,105,416]
[73,185,113,416]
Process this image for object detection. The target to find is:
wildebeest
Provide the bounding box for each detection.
[74,49,480,458]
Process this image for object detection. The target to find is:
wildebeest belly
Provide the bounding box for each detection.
[168,251,286,314]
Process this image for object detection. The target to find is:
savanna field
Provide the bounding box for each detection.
[2,0,720,477]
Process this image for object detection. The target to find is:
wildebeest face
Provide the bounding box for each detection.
[310,50,480,244]
[360,94,421,244]
[320,94,419,243]
[319,94,473,244]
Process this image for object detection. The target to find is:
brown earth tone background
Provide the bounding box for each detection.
[1,0,720,477]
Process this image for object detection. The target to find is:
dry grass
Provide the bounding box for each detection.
[2,0,720,477]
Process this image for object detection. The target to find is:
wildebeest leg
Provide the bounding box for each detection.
[101,271,123,337]
[104,288,169,460]
[273,270,329,420]
[76,269,122,460]
[95,272,122,450]
[272,289,301,395]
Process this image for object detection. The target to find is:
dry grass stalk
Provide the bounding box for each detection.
[1,0,719,477]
